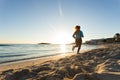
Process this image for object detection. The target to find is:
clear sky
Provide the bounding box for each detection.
[0,0,120,44]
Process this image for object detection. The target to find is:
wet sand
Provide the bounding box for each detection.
[0,53,74,72]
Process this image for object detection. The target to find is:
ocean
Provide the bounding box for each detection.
[0,44,101,64]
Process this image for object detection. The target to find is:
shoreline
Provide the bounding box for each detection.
[0,47,92,66]
[0,52,72,65]
[0,44,103,65]
[0,52,75,72]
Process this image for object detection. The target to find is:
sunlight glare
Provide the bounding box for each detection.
[59,44,68,57]
[60,44,67,53]
[53,31,72,44]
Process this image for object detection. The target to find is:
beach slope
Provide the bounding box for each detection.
[0,44,120,80]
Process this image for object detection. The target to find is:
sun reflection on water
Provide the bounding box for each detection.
[59,44,73,57]
[60,44,67,53]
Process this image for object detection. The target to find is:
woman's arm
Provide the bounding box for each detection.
[72,32,76,39]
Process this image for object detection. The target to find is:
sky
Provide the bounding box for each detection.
[0,0,120,44]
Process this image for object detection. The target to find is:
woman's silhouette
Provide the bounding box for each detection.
[72,25,84,54]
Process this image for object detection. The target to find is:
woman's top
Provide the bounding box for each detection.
[73,30,84,39]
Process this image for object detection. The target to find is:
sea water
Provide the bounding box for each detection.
[0,44,101,64]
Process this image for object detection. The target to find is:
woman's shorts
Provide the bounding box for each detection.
[75,38,82,46]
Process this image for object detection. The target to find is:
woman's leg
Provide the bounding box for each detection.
[77,38,82,54]
[72,45,78,51]
[72,39,78,51]
[77,44,81,54]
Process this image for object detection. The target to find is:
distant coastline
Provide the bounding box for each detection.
[0,44,12,46]
[38,42,51,45]
[85,33,120,45]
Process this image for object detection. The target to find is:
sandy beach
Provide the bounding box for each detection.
[1,0,120,80]
[0,43,120,80]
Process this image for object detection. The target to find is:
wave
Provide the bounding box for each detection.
[0,54,26,58]
[0,44,12,46]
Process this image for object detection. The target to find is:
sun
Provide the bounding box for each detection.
[53,31,73,44]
